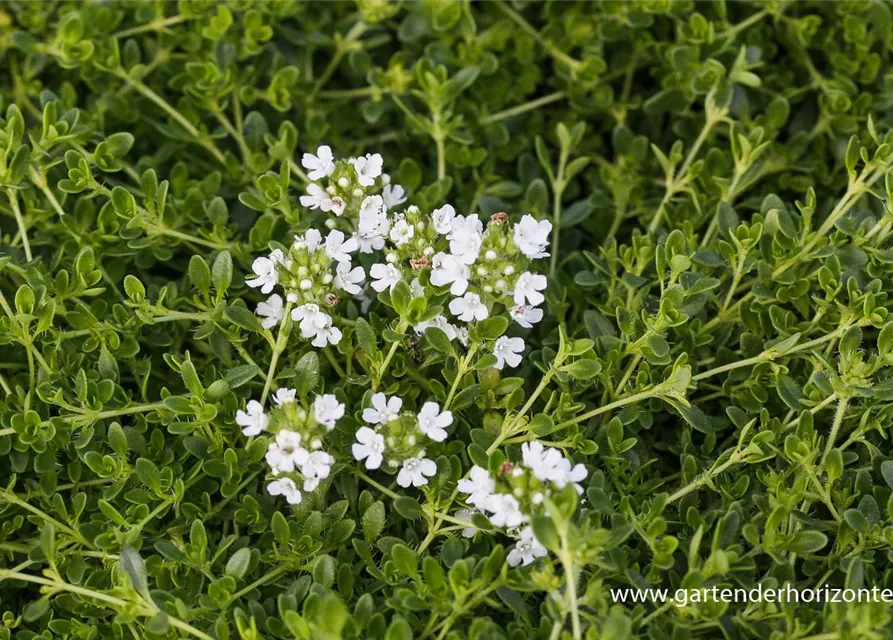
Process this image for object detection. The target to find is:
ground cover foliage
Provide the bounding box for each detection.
[2,1,893,638]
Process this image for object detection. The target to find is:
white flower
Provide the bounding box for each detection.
[455,508,479,538]
[267,477,302,505]
[256,293,284,329]
[300,183,334,211]
[513,215,552,259]
[292,304,329,337]
[293,228,323,252]
[313,394,344,429]
[370,263,402,293]
[265,430,309,473]
[246,249,283,294]
[449,292,489,322]
[334,260,365,295]
[363,392,402,425]
[235,400,268,436]
[457,465,495,508]
[410,278,425,297]
[350,153,384,187]
[510,304,544,328]
[357,195,390,252]
[397,457,437,488]
[484,493,527,528]
[415,314,460,342]
[448,214,483,263]
[417,401,452,442]
[272,388,297,406]
[512,272,548,307]
[325,229,358,262]
[299,451,334,491]
[389,218,415,246]
[352,426,385,469]
[302,145,335,181]
[330,197,346,216]
[382,184,407,209]
[521,441,568,485]
[310,316,342,348]
[545,453,588,493]
[493,336,525,370]
[507,526,548,567]
[432,204,456,235]
[430,253,470,296]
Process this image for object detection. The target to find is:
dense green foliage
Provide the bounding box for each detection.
[4,1,893,638]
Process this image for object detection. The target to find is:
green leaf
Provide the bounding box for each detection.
[225,547,251,579]
[560,358,602,380]
[120,546,150,597]
[362,501,386,543]
[294,351,320,398]
[212,250,233,298]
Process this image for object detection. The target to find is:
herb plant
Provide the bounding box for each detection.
[3,2,893,639]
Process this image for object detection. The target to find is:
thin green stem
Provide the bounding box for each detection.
[372,319,409,391]
[553,386,660,431]
[821,395,850,465]
[7,189,32,261]
[260,302,293,405]
[443,345,478,409]
[692,326,849,382]
[0,570,214,640]
[110,69,226,165]
[479,91,566,125]
[312,21,367,96]
[41,401,165,427]
[356,471,399,500]
[495,1,582,71]
[112,14,188,39]
[231,564,291,601]
[550,149,568,276]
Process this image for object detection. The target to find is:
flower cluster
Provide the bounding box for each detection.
[366,205,551,331]
[236,390,345,505]
[431,212,551,328]
[352,393,452,489]
[247,228,364,347]
[458,442,587,566]
[299,145,406,219]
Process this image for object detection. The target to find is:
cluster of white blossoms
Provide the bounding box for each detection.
[247,227,365,347]
[429,210,551,329]
[458,442,587,567]
[299,146,406,219]
[352,392,452,489]
[236,390,345,505]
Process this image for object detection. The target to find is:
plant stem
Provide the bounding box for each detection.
[495,1,582,71]
[372,319,408,391]
[7,189,32,261]
[312,21,367,96]
[553,386,660,431]
[558,544,582,639]
[41,401,165,427]
[550,147,569,276]
[260,302,293,405]
[110,69,226,165]
[821,395,849,465]
[666,450,745,503]
[112,14,188,39]
[0,570,214,640]
[443,345,478,409]
[692,325,849,382]
[356,470,399,500]
[479,91,566,125]
[231,564,291,601]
